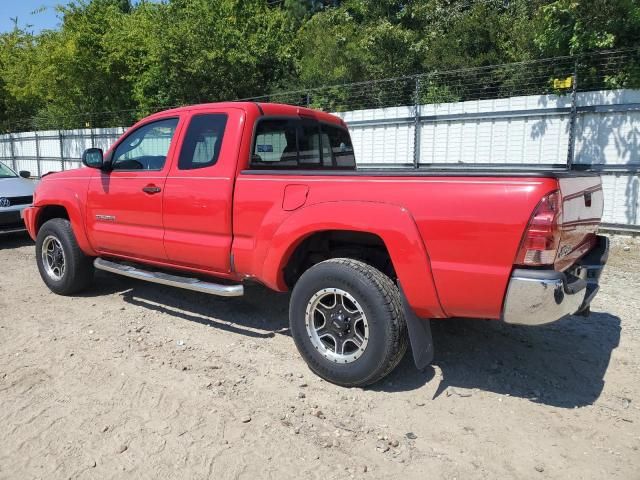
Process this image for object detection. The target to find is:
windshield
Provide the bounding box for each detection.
[0,162,17,178]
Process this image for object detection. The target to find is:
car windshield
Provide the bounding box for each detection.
[0,162,17,178]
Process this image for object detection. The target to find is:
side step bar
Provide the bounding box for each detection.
[94,258,244,297]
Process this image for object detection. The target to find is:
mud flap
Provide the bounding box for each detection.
[399,284,434,370]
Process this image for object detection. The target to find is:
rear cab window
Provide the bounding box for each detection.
[250,118,355,170]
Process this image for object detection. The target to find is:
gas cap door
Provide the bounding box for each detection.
[282,184,309,211]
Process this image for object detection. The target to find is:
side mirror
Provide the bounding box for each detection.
[82,148,104,169]
[18,170,30,179]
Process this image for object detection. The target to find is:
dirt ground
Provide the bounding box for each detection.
[0,233,639,480]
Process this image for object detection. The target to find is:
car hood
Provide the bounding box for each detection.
[0,177,37,197]
[41,167,92,181]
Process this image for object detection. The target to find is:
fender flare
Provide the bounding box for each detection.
[260,201,445,319]
[32,187,96,256]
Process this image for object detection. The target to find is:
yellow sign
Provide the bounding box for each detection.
[553,76,573,89]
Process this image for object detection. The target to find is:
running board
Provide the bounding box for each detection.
[94,258,244,297]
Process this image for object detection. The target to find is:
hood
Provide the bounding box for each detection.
[41,167,93,181]
[0,176,37,197]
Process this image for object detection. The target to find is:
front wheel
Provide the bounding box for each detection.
[35,218,94,295]
[289,258,408,387]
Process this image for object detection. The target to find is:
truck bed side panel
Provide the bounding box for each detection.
[233,173,559,320]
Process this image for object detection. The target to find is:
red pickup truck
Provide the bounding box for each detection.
[23,102,608,387]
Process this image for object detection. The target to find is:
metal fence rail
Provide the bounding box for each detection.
[339,92,640,172]
[0,127,125,177]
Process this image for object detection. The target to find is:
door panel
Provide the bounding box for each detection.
[163,110,242,272]
[86,117,182,261]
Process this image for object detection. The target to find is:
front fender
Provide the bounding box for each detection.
[32,184,96,257]
[262,201,445,319]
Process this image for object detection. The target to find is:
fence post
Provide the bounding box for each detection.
[58,130,65,171]
[413,76,421,169]
[89,115,95,149]
[566,58,579,169]
[34,130,41,178]
[9,132,17,171]
[306,92,311,107]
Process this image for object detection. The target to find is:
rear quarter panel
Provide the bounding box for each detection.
[233,173,558,319]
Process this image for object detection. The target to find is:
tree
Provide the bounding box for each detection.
[106,0,295,114]
[0,0,638,131]
[0,0,136,129]
[535,0,640,88]
[0,24,41,131]
[292,0,545,107]
[535,0,640,55]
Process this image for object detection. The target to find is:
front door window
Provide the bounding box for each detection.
[112,118,179,171]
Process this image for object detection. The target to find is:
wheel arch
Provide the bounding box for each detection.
[36,205,70,230]
[282,230,395,288]
[32,199,95,256]
[262,201,446,319]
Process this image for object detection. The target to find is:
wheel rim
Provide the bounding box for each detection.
[305,288,369,363]
[41,235,66,281]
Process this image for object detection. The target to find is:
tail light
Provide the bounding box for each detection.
[515,190,562,266]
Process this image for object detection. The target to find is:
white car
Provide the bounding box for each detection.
[0,162,36,234]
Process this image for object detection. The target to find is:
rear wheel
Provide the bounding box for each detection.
[36,218,94,295]
[289,258,408,387]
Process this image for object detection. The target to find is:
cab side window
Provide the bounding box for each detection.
[250,118,355,170]
[178,114,228,170]
[112,118,179,171]
[298,120,321,167]
[322,124,356,168]
[252,119,298,167]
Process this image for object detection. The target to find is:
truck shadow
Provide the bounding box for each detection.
[89,272,620,408]
[88,273,291,339]
[375,312,621,408]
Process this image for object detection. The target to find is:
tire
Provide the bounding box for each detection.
[36,218,94,295]
[289,258,408,387]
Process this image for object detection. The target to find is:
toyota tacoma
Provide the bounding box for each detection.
[23,102,608,387]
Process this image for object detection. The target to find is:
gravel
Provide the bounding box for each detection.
[0,233,638,479]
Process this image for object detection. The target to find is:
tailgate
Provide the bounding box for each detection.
[556,175,604,271]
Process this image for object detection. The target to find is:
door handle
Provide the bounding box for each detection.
[142,184,161,194]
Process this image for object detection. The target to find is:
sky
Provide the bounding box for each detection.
[0,0,68,33]
[0,1,160,33]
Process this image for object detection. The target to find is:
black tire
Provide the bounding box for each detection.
[35,218,94,295]
[289,258,408,387]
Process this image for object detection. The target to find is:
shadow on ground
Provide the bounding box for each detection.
[0,232,32,249]
[87,272,291,339]
[377,312,621,408]
[88,272,620,408]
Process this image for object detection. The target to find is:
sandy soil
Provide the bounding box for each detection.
[0,233,639,480]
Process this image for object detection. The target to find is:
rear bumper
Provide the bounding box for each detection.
[502,235,609,326]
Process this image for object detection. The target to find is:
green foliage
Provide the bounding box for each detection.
[0,26,40,131]
[0,0,638,131]
[534,0,640,55]
[534,0,640,89]
[107,0,295,115]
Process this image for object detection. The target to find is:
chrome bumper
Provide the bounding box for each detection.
[503,235,609,326]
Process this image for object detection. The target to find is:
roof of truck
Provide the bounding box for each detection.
[145,101,345,126]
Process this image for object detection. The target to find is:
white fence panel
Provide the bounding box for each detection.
[601,174,639,226]
[13,159,39,175]
[0,90,638,229]
[12,132,37,158]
